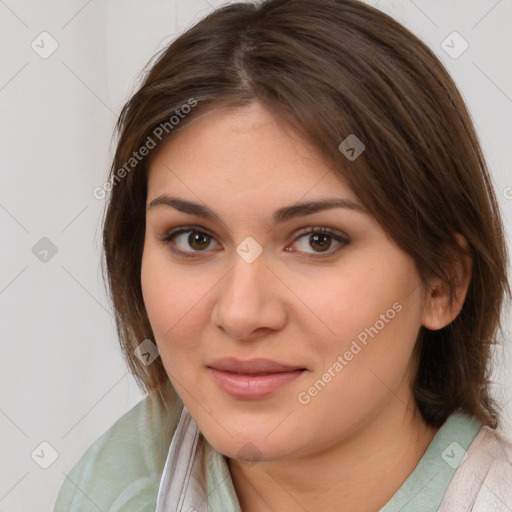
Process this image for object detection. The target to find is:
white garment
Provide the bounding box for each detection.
[155,406,210,512]
[439,425,512,511]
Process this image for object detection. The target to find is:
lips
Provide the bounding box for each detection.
[207,357,307,399]
[207,357,307,374]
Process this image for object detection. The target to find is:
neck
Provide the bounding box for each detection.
[227,398,440,512]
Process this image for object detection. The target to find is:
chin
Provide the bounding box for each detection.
[203,427,296,463]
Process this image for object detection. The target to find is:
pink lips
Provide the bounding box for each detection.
[207,357,307,399]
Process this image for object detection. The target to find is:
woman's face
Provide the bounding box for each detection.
[141,100,430,462]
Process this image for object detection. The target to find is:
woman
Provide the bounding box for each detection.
[54,0,512,510]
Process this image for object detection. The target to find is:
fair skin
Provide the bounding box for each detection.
[141,100,472,512]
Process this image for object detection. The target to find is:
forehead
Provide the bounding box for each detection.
[146,101,358,204]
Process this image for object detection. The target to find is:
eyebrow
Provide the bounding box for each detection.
[147,194,368,225]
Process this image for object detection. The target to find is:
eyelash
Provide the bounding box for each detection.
[158,225,350,260]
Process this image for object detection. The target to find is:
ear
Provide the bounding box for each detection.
[421,233,473,331]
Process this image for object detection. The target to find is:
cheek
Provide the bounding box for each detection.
[298,254,423,387]
[141,247,201,349]
[302,264,415,345]
[295,293,421,439]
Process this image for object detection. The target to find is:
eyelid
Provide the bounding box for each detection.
[157,225,220,257]
[293,226,350,243]
[288,226,350,258]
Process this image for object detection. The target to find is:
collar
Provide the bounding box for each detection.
[155,405,242,512]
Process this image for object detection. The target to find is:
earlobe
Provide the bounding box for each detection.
[421,233,473,331]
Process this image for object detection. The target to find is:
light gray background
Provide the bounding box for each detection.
[0,1,511,510]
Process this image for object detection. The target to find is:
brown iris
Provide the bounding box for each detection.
[188,232,211,250]
[309,233,331,252]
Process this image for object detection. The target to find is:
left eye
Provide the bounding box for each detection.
[160,227,349,259]
[290,228,349,256]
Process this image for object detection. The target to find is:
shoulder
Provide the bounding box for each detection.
[53,381,182,512]
[439,425,512,511]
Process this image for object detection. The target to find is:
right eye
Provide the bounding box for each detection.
[160,227,221,258]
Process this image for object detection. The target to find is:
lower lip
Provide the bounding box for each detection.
[208,368,306,399]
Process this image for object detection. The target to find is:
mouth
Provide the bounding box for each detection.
[207,357,307,374]
[207,357,308,399]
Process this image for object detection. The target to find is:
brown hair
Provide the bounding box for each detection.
[101,0,510,428]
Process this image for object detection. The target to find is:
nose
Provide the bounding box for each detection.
[210,249,287,341]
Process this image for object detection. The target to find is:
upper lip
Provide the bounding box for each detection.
[207,357,307,374]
